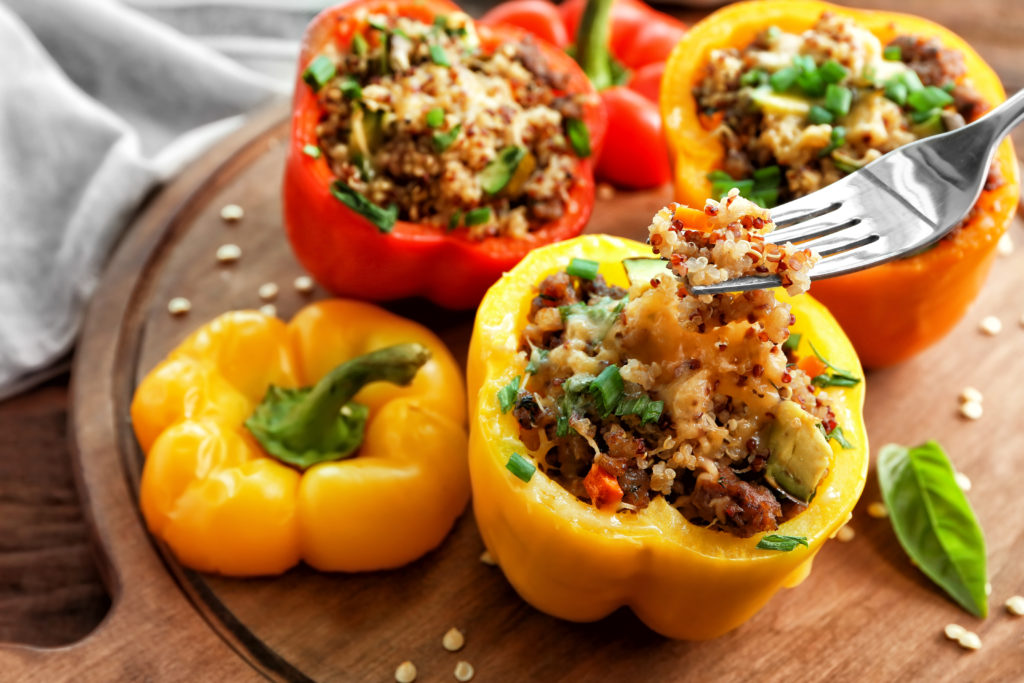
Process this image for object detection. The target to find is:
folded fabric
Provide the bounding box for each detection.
[0,0,306,401]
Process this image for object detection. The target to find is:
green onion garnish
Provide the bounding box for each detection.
[793,54,816,73]
[448,210,462,231]
[883,45,902,61]
[566,118,591,158]
[525,348,549,374]
[740,69,767,87]
[566,257,600,280]
[497,375,521,413]
[796,69,825,97]
[339,77,362,100]
[910,109,941,124]
[368,17,389,32]
[769,66,799,92]
[885,80,909,106]
[506,452,536,482]
[824,84,852,116]
[783,332,802,352]
[756,534,809,552]
[352,33,368,57]
[818,59,849,84]
[820,126,846,157]
[588,365,624,416]
[614,395,664,424]
[301,55,336,92]
[480,146,526,195]
[433,15,448,28]
[329,181,397,233]
[825,424,854,449]
[426,107,445,128]
[429,43,450,66]
[753,165,781,185]
[465,206,492,227]
[808,105,834,125]
[432,123,461,152]
[302,144,321,159]
[907,85,954,113]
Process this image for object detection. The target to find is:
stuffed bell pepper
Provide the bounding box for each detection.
[284,0,606,309]
[468,194,868,639]
[131,300,468,576]
[482,0,686,188]
[661,0,1019,367]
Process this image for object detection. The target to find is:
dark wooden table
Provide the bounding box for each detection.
[3,0,1023,654]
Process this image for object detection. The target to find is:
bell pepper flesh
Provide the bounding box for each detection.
[661,0,1020,367]
[131,300,468,576]
[467,234,868,639]
[283,0,606,310]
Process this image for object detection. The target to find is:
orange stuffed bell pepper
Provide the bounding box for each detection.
[467,226,868,639]
[131,300,468,576]
[283,0,605,310]
[661,0,1019,367]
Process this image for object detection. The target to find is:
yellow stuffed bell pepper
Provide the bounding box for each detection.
[467,234,868,640]
[131,299,468,576]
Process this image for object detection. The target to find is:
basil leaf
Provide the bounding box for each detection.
[329,181,397,233]
[565,118,591,158]
[497,375,521,414]
[756,534,809,552]
[878,441,988,617]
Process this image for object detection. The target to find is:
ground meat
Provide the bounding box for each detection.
[888,35,966,86]
[513,36,570,90]
[689,467,782,537]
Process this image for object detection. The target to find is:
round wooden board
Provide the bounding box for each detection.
[6,99,1024,681]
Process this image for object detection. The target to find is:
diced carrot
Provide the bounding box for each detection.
[698,110,724,131]
[584,463,623,511]
[797,354,828,379]
[673,205,712,232]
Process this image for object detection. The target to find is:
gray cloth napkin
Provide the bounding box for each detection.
[0,0,322,400]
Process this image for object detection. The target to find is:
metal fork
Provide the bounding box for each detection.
[688,88,1024,295]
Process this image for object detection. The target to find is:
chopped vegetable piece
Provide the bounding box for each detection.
[784,332,801,352]
[525,347,549,374]
[588,364,623,416]
[824,84,852,116]
[480,146,527,195]
[432,123,461,152]
[818,59,849,84]
[884,80,908,106]
[883,45,901,61]
[448,210,462,231]
[302,55,336,92]
[329,181,398,233]
[506,452,536,482]
[908,85,954,112]
[740,69,767,87]
[430,43,450,66]
[756,534,808,551]
[807,105,833,124]
[796,68,825,97]
[464,206,492,227]
[566,118,591,158]
[497,375,521,413]
[622,257,672,286]
[352,33,368,56]
[302,144,321,159]
[769,66,798,92]
[566,257,600,280]
[797,354,828,378]
[426,106,445,128]
[368,17,389,32]
[583,464,623,510]
[825,425,853,449]
[338,77,362,100]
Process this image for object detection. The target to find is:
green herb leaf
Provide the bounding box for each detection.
[429,43,450,66]
[756,534,809,552]
[302,144,321,159]
[825,425,853,449]
[506,452,536,482]
[783,332,801,352]
[740,69,767,87]
[567,257,600,280]
[302,55,336,92]
[329,181,397,233]
[432,123,461,152]
[426,106,445,128]
[464,206,492,227]
[558,296,626,343]
[808,341,861,386]
[498,375,521,414]
[525,348,549,374]
[883,45,902,61]
[588,365,624,416]
[368,17,389,32]
[566,118,591,158]
[447,210,462,231]
[339,77,362,100]
[480,146,527,195]
[352,33,368,57]
[878,441,988,617]
[808,105,834,125]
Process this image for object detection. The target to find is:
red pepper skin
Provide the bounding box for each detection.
[284,0,606,309]
[627,61,664,102]
[596,86,672,188]
[480,0,569,48]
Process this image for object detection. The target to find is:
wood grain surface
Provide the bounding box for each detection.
[3,0,1024,680]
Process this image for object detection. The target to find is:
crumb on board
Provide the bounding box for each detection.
[443,627,465,652]
[479,550,496,566]
[954,471,972,492]
[454,661,475,682]
[258,282,279,301]
[259,304,277,318]
[168,297,191,316]
[958,387,983,404]
[216,243,242,264]
[395,660,417,683]
[294,275,315,294]
[959,400,983,421]
[866,501,888,519]
[836,525,855,543]
[220,204,244,223]
[1005,595,1024,616]
[979,315,1002,336]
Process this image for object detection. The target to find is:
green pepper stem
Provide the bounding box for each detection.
[575,0,615,91]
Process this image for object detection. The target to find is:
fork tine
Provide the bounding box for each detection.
[786,224,879,256]
[766,217,861,244]
[771,200,843,229]
[807,242,888,278]
[686,274,782,295]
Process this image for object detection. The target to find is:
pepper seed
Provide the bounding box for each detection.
[258,282,279,301]
[866,501,888,519]
[442,627,465,652]
[959,400,983,420]
[168,297,191,316]
[395,661,417,683]
[957,631,982,650]
[294,275,315,294]
[216,243,242,264]
[979,315,1002,336]
[220,204,244,223]
[944,623,966,640]
[454,661,475,682]
[1005,595,1024,615]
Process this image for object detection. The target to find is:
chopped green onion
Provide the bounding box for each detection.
[588,365,624,416]
[352,33,368,57]
[329,181,397,233]
[797,70,825,97]
[818,59,849,84]
[749,188,779,207]
[824,84,852,116]
[769,66,799,92]
[339,77,362,100]
[818,126,846,158]
[505,452,535,482]
[447,210,462,231]
[566,118,591,158]
[740,69,767,87]
[429,43,450,66]
[302,144,321,159]
[368,17,389,32]
[784,332,802,352]
[566,257,600,280]
[793,54,816,73]
[907,85,954,112]
[465,206,492,227]
[711,177,754,199]
[883,45,902,61]
[301,55,336,92]
[910,108,941,124]
[884,80,909,106]
[615,395,664,424]
[757,534,809,552]
[480,146,526,195]
[753,165,781,186]
[433,15,448,28]
[432,123,461,152]
[426,107,445,128]
[808,105,834,125]
[498,375,521,413]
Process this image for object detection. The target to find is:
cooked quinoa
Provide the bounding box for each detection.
[509,195,853,537]
[694,12,1001,206]
[308,10,591,239]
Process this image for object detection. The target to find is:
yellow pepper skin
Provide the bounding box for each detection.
[131,300,468,576]
[467,235,868,640]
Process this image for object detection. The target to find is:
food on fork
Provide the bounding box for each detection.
[283,0,605,309]
[467,195,867,639]
[661,0,1019,366]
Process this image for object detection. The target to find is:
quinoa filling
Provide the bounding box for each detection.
[507,194,858,537]
[694,12,1001,209]
[308,10,590,239]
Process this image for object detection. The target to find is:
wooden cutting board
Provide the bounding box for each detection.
[3,100,1024,681]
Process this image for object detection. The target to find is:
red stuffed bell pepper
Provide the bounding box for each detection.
[284,0,606,309]
[482,0,685,188]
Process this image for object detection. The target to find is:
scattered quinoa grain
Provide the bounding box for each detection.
[216,243,242,264]
[454,661,474,682]
[866,501,888,519]
[395,661,417,683]
[979,315,1002,336]
[220,204,244,222]
[167,297,191,316]
[294,275,315,294]
[954,471,972,492]
[258,282,279,301]
[836,525,855,542]
[944,623,966,640]
[959,387,983,404]
[259,304,277,317]
[479,550,496,566]
[1005,595,1024,615]
[997,233,1014,255]
[596,183,615,201]
[442,627,465,652]
[957,631,982,650]
[959,400,983,421]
